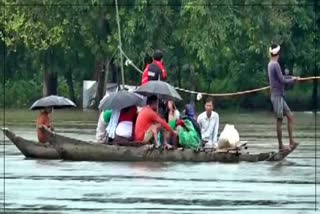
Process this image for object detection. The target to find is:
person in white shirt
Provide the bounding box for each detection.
[96,110,112,144]
[96,111,108,144]
[197,98,219,147]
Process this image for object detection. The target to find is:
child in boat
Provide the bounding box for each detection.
[36,107,53,143]
[156,100,180,147]
[165,100,180,129]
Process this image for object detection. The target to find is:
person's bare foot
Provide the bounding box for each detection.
[42,142,50,147]
[144,144,155,151]
[279,145,291,154]
[289,141,299,149]
[164,143,173,150]
[155,141,161,148]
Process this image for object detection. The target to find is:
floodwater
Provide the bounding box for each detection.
[0,110,319,214]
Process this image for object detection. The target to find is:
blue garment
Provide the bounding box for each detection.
[185,104,195,118]
[183,103,201,138]
[268,61,295,97]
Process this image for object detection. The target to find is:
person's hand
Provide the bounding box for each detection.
[43,142,50,147]
[172,130,178,136]
[293,76,300,82]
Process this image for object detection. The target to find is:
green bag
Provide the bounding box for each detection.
[168,119,177,130]
[178,119,201,149]
[103,110,112,123]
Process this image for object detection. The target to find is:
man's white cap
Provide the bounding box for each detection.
[269,45,280,55]
[197,93,202,101]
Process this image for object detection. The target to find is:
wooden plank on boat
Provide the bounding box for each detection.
[40,127,285,163]
[40,127,240,162]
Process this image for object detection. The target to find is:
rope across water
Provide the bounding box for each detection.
[175,77,320,97]
[119,46,319,97]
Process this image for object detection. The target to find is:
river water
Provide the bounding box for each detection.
[0,110,319,213]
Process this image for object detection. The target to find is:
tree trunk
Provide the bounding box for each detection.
[65,67,76,102]
[110,58,121,90]
[103,59,110,93]
[110,58,118,83]
[43,69,58,96]
[43,49,58,97]
[95,62,106,109]
[177,59,181,88]
[190,66,197,104]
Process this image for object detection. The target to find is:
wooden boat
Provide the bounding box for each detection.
[2,128,60,159]
[40,127,283,162]
[3,126,287,162]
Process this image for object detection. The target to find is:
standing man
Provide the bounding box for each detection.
[268,44,299,153]
[197,98,219,147]
[141,50,167,85]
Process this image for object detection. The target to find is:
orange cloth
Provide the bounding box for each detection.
[134,106,172,141]
[36,112,51,143]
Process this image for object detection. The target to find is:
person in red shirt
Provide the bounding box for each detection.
[141,50,167,85]
[134,95,176,149]
[36,107,53,143]
[118,106,138,122]
[116,105,138,140]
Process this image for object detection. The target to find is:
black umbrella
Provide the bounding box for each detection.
[98,90,144,110]
[134,80,182,101]
[30,95,76,110]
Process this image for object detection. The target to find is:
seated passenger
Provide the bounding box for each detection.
[165,100,180,129]
[197,98,219,147]
[175,119,201,149]
[134,95,177,149]
[96,110,112,144]
[115,105,138,140]
[183,103,201,138]
[156,100,180,146]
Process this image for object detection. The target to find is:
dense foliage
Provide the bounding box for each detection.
[1,0,319,110]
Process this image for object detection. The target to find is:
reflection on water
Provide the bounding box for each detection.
[1,111,319,213]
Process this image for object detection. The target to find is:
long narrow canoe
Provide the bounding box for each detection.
[2,128,60,159]
[41,127,282,162]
